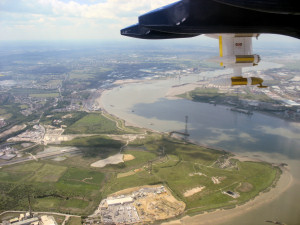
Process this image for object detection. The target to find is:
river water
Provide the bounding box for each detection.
[101,62,300,225]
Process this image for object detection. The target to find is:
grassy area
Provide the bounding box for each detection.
[29,93,59,98]
[101,111,143,134]
[20,104,29,109]
[59,167,105,186]
[103,136,279,214]
[63,199,89,208]
[61,135,123,158]
[178,87,222,101]
[29,164,67,183]
[29,92,59,98]
[0,135,280,217]
[64,113,124,134]
[123,150,157,168]
[66,216,82,225]
[55,167,105,196]
[40,111,87,127]
[0,161,105,215]
[69,68,112,80]
[34,197,61,209]
[51,215,66,225]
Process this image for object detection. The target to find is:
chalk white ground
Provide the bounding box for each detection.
[184,186,205,197]
[91,153,124,168]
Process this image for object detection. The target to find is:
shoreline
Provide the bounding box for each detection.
[162,166,293,225]
[98,86,294,225]
[165,82,300,123]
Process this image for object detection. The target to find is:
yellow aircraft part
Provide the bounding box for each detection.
[250,77,263,85]
[230,76,265,87]
[231,77,247,86]
[236,55,255,63]
[219,36,223,57]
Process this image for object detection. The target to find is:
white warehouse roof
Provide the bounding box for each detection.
[107,197,133,206]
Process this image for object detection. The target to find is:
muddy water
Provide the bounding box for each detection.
[101,62,300,225]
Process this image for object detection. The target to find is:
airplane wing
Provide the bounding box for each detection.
[120,0,298,87]
[121,0,300,39]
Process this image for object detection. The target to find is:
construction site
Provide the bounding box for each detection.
[91,186,185,224]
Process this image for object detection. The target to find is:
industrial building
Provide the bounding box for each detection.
[106,197,134,206]
[0,213,58,225]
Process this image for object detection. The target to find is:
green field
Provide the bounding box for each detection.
[102,137,280,214]
[0,135,280,217]
[0,161,105,215]
[101,112,144,134]
[30,164,67,182]
[40,111,87,127]
[69,68,112,80]
[64,113,124,134]
[57,167,105,194]
[29,93,59,98]
[123,150,157,168]
[66,216,82,225]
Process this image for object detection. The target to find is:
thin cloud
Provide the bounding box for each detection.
[0,0,177,40]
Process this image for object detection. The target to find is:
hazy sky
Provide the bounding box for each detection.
[0,0,177,40]
[0,0,299,46]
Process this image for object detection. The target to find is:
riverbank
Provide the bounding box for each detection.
[162,166,292,225]
[167,82,300,122]
[98,86,294,225]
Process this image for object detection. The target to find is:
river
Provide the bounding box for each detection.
[101,62,300,225]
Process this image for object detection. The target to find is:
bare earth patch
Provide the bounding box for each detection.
[117,168,143,178]
[117,170,136,178]
[91,153,124,168]
[211,177,221,184]
[238,182,253,192]
[1,124,26,139]
[184,186,205,197]
[123,154,135,161]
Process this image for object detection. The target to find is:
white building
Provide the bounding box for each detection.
[106,197,134,206]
